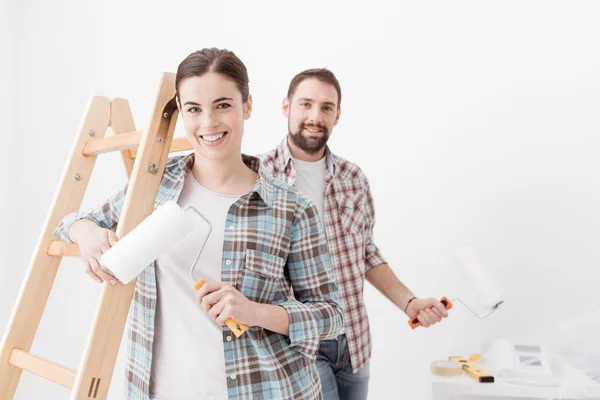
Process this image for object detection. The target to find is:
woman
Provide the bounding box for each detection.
[54,48,343,400]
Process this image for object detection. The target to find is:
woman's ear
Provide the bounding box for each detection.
[244,94,253,120]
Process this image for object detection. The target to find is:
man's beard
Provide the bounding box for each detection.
[288,122,330,155]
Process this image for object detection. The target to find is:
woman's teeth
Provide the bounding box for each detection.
[201,132,226,142]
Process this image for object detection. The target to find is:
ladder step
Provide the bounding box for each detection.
[47,241,80,257]
[82,131,192,158]
[83,130,142,156]
[8,349,76,389]
[129,136,192,158]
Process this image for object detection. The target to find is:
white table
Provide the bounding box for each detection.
[431,363,600,400]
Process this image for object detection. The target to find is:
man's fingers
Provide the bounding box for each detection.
[431,305,447,319]
[425,308,442,324]
[418,310,432,327]
[432,300,449,317]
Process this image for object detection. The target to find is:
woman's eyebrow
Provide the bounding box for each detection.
[183,97,234,106]
[212,97,234,104]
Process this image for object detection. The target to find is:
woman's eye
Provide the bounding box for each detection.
[217,103,231,110]
[187,107,200,113]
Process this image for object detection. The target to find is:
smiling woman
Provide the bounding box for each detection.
[53,48,343,400]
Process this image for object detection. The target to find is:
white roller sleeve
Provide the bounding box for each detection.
[100,201,195,284]
[455,246,505,310]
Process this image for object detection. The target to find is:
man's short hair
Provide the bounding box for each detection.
[287,68,342,108]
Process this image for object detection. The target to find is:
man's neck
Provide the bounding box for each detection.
[287,136,326,163]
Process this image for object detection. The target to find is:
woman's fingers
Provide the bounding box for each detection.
[85,260,103,283]
[89,256,116,284]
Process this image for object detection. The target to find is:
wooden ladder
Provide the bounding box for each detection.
[0,73,191,399]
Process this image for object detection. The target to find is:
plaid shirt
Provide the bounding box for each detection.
[260,139,386,373]
[54,153,343,400]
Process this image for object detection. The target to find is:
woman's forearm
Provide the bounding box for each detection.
[68,219,100,243]
[254,303,290,335]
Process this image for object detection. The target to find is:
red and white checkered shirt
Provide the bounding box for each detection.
[261,138,386,372]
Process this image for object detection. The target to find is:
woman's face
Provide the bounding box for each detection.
[177,72,251,162]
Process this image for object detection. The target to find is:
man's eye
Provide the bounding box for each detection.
[324,106,333,112]
[217,103,231,109]
[301,103,310,108]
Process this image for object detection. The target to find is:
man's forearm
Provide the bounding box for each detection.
[365,263,415,313]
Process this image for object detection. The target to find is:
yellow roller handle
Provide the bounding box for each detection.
[193,278,249,337]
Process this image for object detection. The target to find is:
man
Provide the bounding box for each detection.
[260,69,448,400]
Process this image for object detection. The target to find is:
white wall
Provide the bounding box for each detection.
[0,0,18,389]
[2,1,599,399]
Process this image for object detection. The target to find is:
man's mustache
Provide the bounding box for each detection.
[300,123,329,135]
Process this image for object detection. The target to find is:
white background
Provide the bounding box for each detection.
[1,1,599,399]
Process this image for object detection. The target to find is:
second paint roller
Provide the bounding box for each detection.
[99,200,248,337]
[408,246,505,329]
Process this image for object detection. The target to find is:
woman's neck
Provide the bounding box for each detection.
[191,152,257,196]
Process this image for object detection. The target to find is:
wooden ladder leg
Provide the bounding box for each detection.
[0,97,111,399]
[70,73,178,400]
[109,98,137,179]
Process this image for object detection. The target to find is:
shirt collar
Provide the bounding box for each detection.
[176,152,274,207]
[277,136,336,179]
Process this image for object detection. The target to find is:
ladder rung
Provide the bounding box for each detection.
[8,348,76,389]
[129,136,192,158]
[83,130,142,156]
[83,131,191,158]
[47,240,80,257]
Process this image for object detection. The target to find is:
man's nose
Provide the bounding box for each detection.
[308,108,323,124]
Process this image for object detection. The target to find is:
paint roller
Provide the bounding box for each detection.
[99,200,248,337]
[408,246,505,329]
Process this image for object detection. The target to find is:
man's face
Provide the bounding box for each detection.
[283,78,340,155]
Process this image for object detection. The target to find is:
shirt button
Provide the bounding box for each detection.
[230,374,236,380]
[229,225,234,230]
[226,336,232,342]
[226,260,232,266]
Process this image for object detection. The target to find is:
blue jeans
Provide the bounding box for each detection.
[316,334,370,400]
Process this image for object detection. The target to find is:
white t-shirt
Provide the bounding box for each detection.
[291,156,343,334]
[291,156,327,219]
[149,171,240,400]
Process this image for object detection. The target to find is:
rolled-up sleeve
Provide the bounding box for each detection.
[278,201,343,359]
[362,177,386,271]
[53,184,128,242]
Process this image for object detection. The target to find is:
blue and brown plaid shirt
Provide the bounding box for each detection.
[54,153,343,399]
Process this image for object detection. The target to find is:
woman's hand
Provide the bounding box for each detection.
[69,219,119,284]
[196,282,261,327]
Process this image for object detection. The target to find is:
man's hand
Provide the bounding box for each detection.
[405,298,448,328]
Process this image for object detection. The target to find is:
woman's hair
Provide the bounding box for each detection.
[175,48,249,102]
